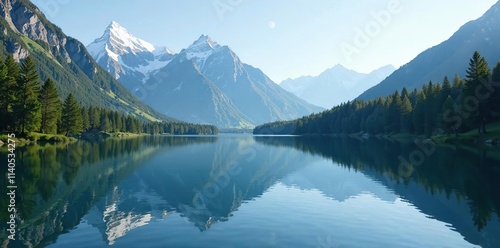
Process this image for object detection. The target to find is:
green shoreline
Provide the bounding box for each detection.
[3,120,500,148]
[290,120,500,147]
[0,131,152,147]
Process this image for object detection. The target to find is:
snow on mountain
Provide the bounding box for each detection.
[280,65,395,109]
[88,24,322,128]
[87,21,155,60]
[87,21,174,84]
[181,35,221,69]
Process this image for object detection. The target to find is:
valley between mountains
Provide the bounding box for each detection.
[87,22,323,128]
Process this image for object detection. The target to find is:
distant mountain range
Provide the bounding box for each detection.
[0,0,174,122]
[358,0,500,101]
[88,22,323,128]
[280,65,395,109]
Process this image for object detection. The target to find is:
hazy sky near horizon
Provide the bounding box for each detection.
[31,0,498,83]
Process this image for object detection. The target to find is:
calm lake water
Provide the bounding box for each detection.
[1,135,500,247]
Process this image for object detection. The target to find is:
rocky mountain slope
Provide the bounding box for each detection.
[88,23,323,127]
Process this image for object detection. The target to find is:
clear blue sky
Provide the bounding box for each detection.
[31,0,498,83]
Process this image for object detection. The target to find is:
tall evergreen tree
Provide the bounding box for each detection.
[413,91,426,135]
[3,56,20,130]
[0,58,14,130]
[12,56,41,134]
[442,76,452,98]
[61,93,83,136]
[81,107,90,131]
[453,74,463,88]
[89,106,100,130]
[440,95,458,136]
[463,51,491,133]
[490,62,500,119]
[389,91,404,133]
[39,78,61,134]
[401,95,413,133]
[99,111,110,132]
[112,111,121,132]
[5,55,19,79]
[451,74,464,99]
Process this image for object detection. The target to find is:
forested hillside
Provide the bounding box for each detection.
[0,55,218,137]
[0,0,173,122]
[255,52,500,137]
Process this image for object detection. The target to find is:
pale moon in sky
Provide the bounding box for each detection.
[268,21,276,29]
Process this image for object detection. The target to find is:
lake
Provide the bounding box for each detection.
[1,135,500,247]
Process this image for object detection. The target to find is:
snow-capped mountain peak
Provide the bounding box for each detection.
[86,21,175,83]
[190,35,220,50]
[87,21,158,61]
[153,46,174,56]
[107,21,155,52]
[88,23,322,128]
[182,35,222,69]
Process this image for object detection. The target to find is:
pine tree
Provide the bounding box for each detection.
[81,107,90,131]
[99,111,110,132]
[401,87,409,99]
[442,76,452,98]
[490,62,500,119]
[5,55,19,79]
[1,56,20,131]
[423,81,438,136]
[12,57,41,134]
[439,95,458,135]
[413,91,426,135]
[112,111,121,132]
[401,95,413,133]
[89,106,100,130]
[61,93,83,136]
[463,51,491,133]
[0,58,14,131]
[452,74,462,88]
[384,94,395,133]
[39,78,61,134]
[389,91,404,133]
[451,74,464,99]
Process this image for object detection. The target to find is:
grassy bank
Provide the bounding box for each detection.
[0,130,150,147]
[432,120,500,145]
[0,132,76,146]
[334,121,500,146]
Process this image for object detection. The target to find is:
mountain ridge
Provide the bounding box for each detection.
[0,0,177,122]
[86,21,175,86]
[88,22,323,128]
[357,0,500,101]
[280,64,395,108]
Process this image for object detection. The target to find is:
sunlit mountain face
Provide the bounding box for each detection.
[88,22,323,128]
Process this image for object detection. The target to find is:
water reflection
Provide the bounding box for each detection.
[255,136,500,247]
[84,135,311,240]
[1,135,499,247]
[0,136,217,247]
